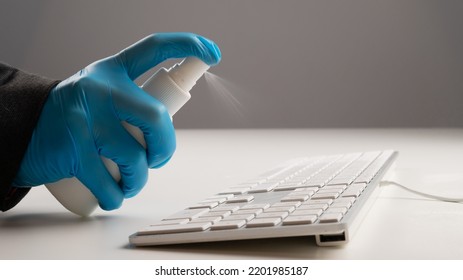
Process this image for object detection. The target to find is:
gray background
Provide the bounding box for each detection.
[1,0,462,128]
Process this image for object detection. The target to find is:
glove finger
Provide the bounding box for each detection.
[115,32,221,80]
[112,83,176,168]
[151,155,173,169]
[76,142,125,211]
[95,119,149,198]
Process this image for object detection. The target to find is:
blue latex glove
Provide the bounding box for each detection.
[13,33,221,210]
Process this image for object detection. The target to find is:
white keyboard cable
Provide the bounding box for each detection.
[380,180,463,203]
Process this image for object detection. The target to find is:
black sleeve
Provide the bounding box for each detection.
[0,62,60,211]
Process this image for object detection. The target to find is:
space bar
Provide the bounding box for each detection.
[138,223,211,235]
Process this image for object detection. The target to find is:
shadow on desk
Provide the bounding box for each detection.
[123,236,343,259]
[0,212,116,229]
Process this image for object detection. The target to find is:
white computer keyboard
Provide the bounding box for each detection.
[129,150,398,246]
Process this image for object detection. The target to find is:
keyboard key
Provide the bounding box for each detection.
[265,205,296,213]
[273,183,300,191]
[243,178,268,184]
[299,181,325,188]
[218,188,250,195]
[331,201,353,209]
[189,216,222,224]
[284,179,306,186]
[210,220,246,230]
[333,197,356,207]
[226,195,255,203]
[298,203,329,211]
[354,177,371,184]
[247,188,272,194]
[248,183,278,193]
[281,194,309,202]
[311,192,340,200]
[271,201,302,208]
[341,183,367,198]
[291,209,323,217]
[286,190,314,197]
[288,176,307,181]
[163,209,210,221]
[319,213,343,223]
[234,209,263,216]
[293,187,319,193]
[256,211,289,219]
[305,198,333,205]
[210,205,240,213]
[328,177,354,185]
[200,210,231,218]
[138,223,211,235]
[323,185,348,191]
[222,214,255,222]
[150,219,189,226]
[188,201,219,209]
[228,184,256,189]
[325,207,348,215]
[246,217,282,228]
[207,194,234,200]
[200,197,227,204]
[311,174,333,183]
[282,215,317,225]
[240,203,270,210]
[316,189,343,195]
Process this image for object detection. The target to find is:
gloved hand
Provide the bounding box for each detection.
[13,33,221,210]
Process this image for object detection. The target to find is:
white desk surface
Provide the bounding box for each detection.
[2,129,463,259]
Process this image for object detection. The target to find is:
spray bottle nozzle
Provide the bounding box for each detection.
[168,57,210,92]
[140,56,209,116]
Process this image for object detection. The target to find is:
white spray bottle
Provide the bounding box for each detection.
[45,57,210,216]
